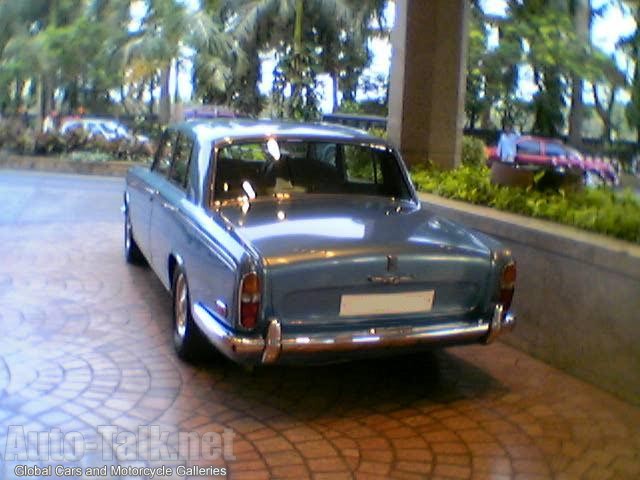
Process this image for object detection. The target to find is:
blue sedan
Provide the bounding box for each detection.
[123,119,516,365]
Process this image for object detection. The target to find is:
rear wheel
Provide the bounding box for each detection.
[172,267,205,361]
[124,210,145,264]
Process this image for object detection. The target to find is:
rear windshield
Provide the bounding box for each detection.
[213,140,411,201]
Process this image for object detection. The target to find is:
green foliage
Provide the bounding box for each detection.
[338,101,365,114]
[271,47,321,121]
[344,145,375,181]
[67,151,114,163]
[411,164,640,244]
[623,8,640,141]
[0,119,152,162]
[0,119,36,153]
[35,132,67,154]
[461,136,487,167]
[466,0,632,140]
[367,127,387,139]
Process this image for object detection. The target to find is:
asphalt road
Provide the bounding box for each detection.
[0,170,123,225]
[0,170,639,480]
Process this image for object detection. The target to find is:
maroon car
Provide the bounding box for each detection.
[487,135,618,186]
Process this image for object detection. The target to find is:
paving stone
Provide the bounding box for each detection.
[0,173,639,480]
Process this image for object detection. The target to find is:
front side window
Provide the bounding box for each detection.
[213,139,410,202]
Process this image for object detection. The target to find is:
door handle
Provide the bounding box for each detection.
[144,186,158,196]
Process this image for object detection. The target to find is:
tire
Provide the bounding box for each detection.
[172,267,205,361]
[124,209,145,264]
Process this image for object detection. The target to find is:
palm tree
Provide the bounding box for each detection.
[119,0,233,123]
[0,0,89,122]
[228,0,355,117]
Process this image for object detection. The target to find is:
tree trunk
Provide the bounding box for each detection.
[69,79,79,112]
[533,69,564,138]
[14,76,23,110]
[173,60,182,122]
[148,76,156,118]
[173,59,180,104]
[37,78,45,131]
[159,63,171,124]
[568,0,591,147]
[288,0,305,116]
[480,107,492,129]
[331,71,339,112]
[120,84,130,115]
[468,110,476,130]
[294,0,304,54]
[593,84,616,145]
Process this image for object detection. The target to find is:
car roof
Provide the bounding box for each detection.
[518,135,564,146]
[172,118,387,145]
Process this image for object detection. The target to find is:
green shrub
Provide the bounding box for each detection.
[68,151,113,163]
[0,119,152,162]
[35,132,66,154]
[0,119,35,153]
[368,127,387,139]
[460,136,487,167]
[411,164,640,244]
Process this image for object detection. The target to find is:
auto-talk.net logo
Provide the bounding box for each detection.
[3,425,235,478]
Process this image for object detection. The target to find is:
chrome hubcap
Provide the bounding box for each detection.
[174,274,188,339]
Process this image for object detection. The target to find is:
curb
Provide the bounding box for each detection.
[0,151,142,177]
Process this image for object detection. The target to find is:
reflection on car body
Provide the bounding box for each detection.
[123,119,517,365]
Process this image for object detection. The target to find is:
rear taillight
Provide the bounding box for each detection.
[499,262,516,311]
[239,272,261,329]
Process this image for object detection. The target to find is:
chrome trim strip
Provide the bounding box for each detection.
[280,321,489,354]
[485,304,504,344]
[262,319,282,364]
[484,304,517,344]
[193,301,516,365]
[192,303,264,362]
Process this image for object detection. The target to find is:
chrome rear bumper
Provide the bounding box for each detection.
[192,303,516,365]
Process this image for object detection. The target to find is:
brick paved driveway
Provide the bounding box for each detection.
[1,170,639,480]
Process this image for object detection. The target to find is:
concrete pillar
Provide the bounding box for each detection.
[388,0,469,169]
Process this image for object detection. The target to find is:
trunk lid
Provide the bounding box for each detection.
[220,196,493,327]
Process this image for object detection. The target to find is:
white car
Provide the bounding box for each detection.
[60,118,149,144]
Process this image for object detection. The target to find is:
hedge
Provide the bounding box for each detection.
[411,164,640,244]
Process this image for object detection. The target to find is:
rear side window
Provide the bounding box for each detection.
[545,143,566,157]
[517,140,541,155]
[344,145,381,184]
[153,130,178,176]
[170,134,194,188]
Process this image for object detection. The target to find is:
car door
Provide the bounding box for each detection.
[131,130,176,260]
[544,142,570,168]
[515,139,544,166]
[149,131,195,288]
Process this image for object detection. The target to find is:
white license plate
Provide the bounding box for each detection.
[339,290,435,317]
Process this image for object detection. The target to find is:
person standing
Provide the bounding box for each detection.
[497,123,519,164]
